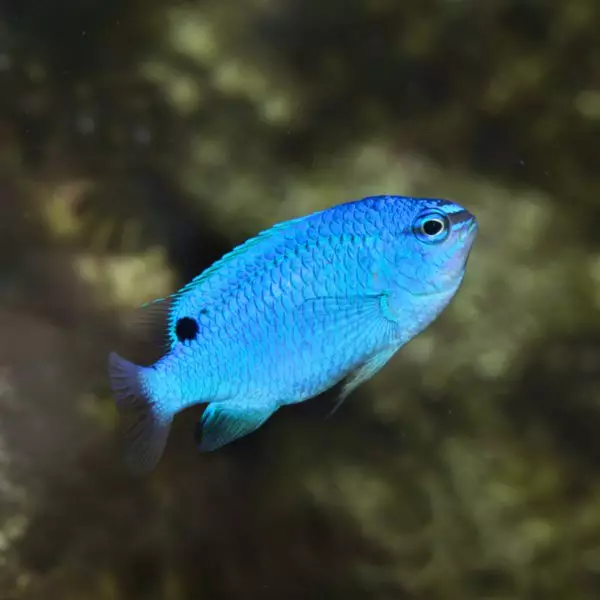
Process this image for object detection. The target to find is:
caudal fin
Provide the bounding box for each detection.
[108,352,172,474]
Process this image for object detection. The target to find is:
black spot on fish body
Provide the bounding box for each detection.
[175,317,199,342]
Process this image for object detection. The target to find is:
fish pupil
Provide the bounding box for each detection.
[175,316,199,342]
[422,219,443,236]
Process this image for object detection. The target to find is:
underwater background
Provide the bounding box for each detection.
[0,1,599,598]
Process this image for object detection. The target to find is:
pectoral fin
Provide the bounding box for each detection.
[299,294,397,342]
[297,295,401,417]
[196,402,278,451]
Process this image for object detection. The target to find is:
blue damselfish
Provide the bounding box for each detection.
[108,195,477,473]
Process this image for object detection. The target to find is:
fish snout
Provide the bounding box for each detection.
[449,209,478,243]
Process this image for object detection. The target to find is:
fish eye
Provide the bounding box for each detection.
[413,211,450,244]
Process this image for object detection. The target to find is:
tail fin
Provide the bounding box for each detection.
[108,352,173,475]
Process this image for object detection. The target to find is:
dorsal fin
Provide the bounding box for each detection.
[167,212,317,325]
[124,212,316,363]
[177,213,312,296]
[124,296,176,364]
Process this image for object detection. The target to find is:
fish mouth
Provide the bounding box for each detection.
[433,208,477,290]
[449,209,478,243]
[449,209,476,227]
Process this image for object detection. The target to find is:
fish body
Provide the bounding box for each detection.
[108,195,478,473]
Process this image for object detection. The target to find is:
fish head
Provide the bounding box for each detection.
[398,197,478,295]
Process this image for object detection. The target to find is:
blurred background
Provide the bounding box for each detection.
[0,0,599,598]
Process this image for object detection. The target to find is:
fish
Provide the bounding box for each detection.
[108,194,478,473]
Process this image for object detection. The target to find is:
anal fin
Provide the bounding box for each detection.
[197,402,278,451]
